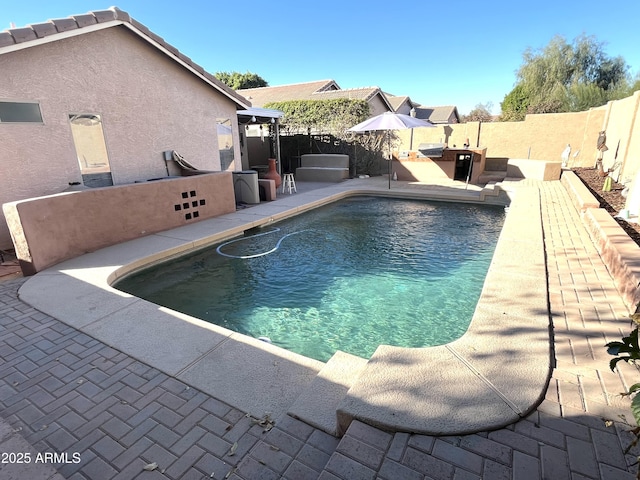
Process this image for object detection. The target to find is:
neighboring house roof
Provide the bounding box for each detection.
[384,94,414,112]
[0,6,251,109]
[312,87,392,107]
[413,105,461,124]
[238,80,340,107]
[238,80,393,112]
[310,87,384,101]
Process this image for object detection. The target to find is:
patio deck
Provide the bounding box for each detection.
[0,177,638,479]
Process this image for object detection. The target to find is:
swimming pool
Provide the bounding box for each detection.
[115,196,505,362]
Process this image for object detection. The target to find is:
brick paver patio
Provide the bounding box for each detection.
[1,180,638,479]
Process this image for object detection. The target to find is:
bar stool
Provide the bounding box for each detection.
[281,173,297,194]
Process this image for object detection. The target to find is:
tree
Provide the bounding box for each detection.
[631,75,640,94]
[462,102,494,123]
[214,71,268,89]
[500,85,530,121]
[500,35,630,121]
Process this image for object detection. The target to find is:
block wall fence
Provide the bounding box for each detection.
[396,90,640,186]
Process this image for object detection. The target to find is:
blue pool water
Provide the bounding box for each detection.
[115,197,505,362]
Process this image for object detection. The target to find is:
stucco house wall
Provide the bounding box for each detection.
[392,99,412,115]
[367,94,392,117]
[0,22,246,249]
[602,91,640,183]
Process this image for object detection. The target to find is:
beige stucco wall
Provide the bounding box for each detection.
[479,110,603,163]
[601,91,640,183]
[0,25,241,248]
[394,103,617,169]
[394,92,640,208]
[620,97,640,186]
[3,173,236,275]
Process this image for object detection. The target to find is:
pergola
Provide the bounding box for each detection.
[237,107,285,174]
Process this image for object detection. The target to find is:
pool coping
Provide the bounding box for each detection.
[17,178,552,436]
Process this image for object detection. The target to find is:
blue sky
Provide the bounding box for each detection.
[2,1,639,115]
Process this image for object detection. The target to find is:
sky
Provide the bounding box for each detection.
[2,0,639,115]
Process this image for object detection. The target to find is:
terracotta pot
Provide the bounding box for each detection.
[263,158,282,188]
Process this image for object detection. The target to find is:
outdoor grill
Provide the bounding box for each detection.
[417,143,445,158]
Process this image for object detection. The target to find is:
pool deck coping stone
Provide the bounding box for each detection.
[17,177,548,436]
[334,183,551,435]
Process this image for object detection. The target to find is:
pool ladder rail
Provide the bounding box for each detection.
[281,173,297,194]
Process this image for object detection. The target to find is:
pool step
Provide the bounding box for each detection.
[287,350,368,436]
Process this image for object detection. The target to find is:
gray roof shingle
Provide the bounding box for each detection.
[413,105,460,124]
[238,80,339,106]
[238,80,393,111]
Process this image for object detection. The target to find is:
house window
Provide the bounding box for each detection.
[217,117,234,171]
[0,101,43,123]
[69,114,113,187]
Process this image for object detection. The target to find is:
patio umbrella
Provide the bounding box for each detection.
[348,112,435,188]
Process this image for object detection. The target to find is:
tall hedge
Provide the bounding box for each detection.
[264,99,370,137]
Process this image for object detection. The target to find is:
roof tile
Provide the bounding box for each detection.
[414,105,459,124]
[237,80,340,107]
[72,14,98,28]
[10,27,37,44]
[110,7,131,23]
[312,87,380,102]
[130,18,150,35]
[145,30,165,46]
[177,52,192,65]
[0,31,16,47]
[30,22,58,38]
[163,43,180,57]
[51,18,78,33]
[92,9,119,23]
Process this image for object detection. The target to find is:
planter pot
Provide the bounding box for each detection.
[263,158,282,188]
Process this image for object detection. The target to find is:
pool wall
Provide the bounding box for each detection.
[17,179,552,436]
